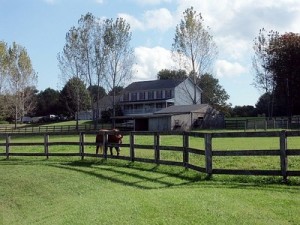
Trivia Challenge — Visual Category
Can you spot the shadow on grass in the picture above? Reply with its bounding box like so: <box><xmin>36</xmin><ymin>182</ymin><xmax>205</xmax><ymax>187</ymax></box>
<box><xmin>47</xmin><ymin>160</ymin><xmax>202</xmax><ymax>190</ymax></box>
<box><xmin>1</xmin><ymin>158</ymin><xmax>300</xmax><ymax>190</ymax></box>
<box><xmin>51</xmin><ymin>159</ymin><xmax>300</xmax><ymax>191</ymax></box>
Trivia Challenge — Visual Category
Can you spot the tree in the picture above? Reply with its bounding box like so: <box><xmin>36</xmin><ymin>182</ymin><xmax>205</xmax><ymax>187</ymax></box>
<box><xmin>253</xmin><ymin>30</ymin><xmax>300</xmax><ymax>118</ymax></box>
<box><xmin>232</xmin><ymin>105</ymin><xmax>257</xmax><ymax>117</ymax></box>
<box><xmin>104</xmin><ymin>17</ymin><xmax>134</xmax><ymax>127</ymax></box>
<box><xmin>157</xmin><ymin>69</ymin><xmax>187</xmax><ymax>80</ymax></box>
<box><xmin>58</xmin><ymin>13</ymin><xmax>134</xmax><ymax>127</ymax></box>
<box><xmin>172</xmin><ymin>7</ymin><xmax>217</xmax><ymax>104</ymax></box>
<box><xmin>108</xmin><ymin>86</ymin><xmax>123</xmax><ymax>96</ymax></box>
<box><xmin>199</xmin><ymin>73</ymin><xmax>230</xmax><ymax>112</ymax></box>
<box><xmin>87</xmin><ymin>85</ymin><xmax>106</xmax><ymax>103</ymax></box>
<box><xmin>252</xmin><ymin>29</ymin><xmax>278</xmax><ymax>118</ymax></box>
<box><xmin>6</xmin><ymin>42</ymin><xmax>37</xmax><ymax>128</ymax></box>
<box><xmin>0</xmin><ymin>41</ymin><xmax>7</xmax><ymax>93</ymax></box>
<box><xmin>58</xmin><ymin>13</ymin><xmax>100</xmax><ymax>125</ymax></box>
<box><xmin>59</xmin><ymin>77</ymin><xmax>91</xmax><ymax>125</ymax></box>
<box><xmin>36</xmin><ymin>88</ymin><xmax>62</xmax><ymax>116</ymax></box>
<box><xmin>267</xmin><ymin>32</ymin><xmax>300</xmax><ymax>118</ymax></box>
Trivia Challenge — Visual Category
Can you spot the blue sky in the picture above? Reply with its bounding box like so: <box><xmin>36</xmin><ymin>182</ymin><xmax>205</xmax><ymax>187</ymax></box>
<box><xmin>1</xmin><ymin>0</ymin><xmax>300</xmax><ymax>106</ymax></box>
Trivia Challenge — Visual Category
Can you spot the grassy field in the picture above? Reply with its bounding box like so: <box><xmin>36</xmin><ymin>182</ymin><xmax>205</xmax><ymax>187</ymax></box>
<box><xmin>0</xmin><ymin>133</ymin><xmax>300</xmax><ymax>225</ymax></box>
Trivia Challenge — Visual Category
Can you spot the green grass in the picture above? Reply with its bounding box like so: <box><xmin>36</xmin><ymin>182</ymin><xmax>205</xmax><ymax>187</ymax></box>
<box><xmin>0</xmin><ymin>159</ymin><xmax>299</xmax><ymax>225</ymax></box>
<box><xmin>1</xmin><ymin>133</ymin><xmax>300</xmax><ymax>224</ymax></box>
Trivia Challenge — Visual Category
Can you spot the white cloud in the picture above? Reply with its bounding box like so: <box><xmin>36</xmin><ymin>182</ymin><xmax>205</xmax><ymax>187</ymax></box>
<box><xmin>133</xmin><ymin>46</ymin><xmax>176</xmax><ymax>81</ymax></box>
<box><xmin>95</xmin><ymin>0</ymin><xmax>104</xmax><ymax>4</ymax></box>
<box><xmin>216</xmin><ymin>60</ymin><xmax>247</xmax><ymax>78</ymax></box>
<box><xmin>144</xmin><ymin>8</ymin><xmax>174</xmax><ymax>31</ymax></box>
<box><xmin>118</xmin><ymin>8</ymin><xmax>174</xmax><ymax>32</ymax></box>
<box><xmin>215</xmin><ymin>36</ymin><xmax>251</xmax><ymax>61</ymax></box>
<box><xmin>118</xmin><ymin>13</ymin><xmax>144</xmax><ymax>30</ymax></box>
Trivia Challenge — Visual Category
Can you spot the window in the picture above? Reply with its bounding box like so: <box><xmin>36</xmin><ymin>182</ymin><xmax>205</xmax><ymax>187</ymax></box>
<box><xmin>123</xmin><ymin>93</ymin><xmax>129</xmax><ymax>101</ymax></box>
<box><xmin>148</xmin><ymin>91</ymin><xmax>154</xmax><ymax>100</ymax></box>
<box><xmin>131</xmin><ymin>92</ymin><xmax>137</xmax><ymax>101</ymax></box>
<box><xmin>165</xmin><ymin>89</ymin><xmax>173</xmax><ymax>98</ymax></box>
<box><xmin>139</xmin><ymin>92</ymin><xmax>145</xmax><ymax>100</ymax></box>
<box><xmin>156</xmin><ymin>90</ymin><xmax>163</xmax><ymax>99</ymax></box>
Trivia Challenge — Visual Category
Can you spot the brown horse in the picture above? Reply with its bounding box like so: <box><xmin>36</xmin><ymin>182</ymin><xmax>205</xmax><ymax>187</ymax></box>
<box><xmin>96</xmin><ymin>129</ymin><xmax>123</xmax><ymax>156</ymax></box>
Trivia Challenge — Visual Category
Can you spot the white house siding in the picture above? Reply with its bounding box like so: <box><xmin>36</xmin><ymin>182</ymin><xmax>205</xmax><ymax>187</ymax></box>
<box><xmin>174</xmin><ymin>80</ymin><xmax>201</xmax><ymax>105</ymax></box>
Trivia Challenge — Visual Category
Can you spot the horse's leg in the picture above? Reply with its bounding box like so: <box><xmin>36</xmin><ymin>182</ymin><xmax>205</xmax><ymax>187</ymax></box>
<box><xmin>109</xmin><ymin>147</ymin><xmax>113</xmax><ymax>155</ymax></box>
<box><xmin>96</xmin><ymin>145</ymin><xmax>99</xmax><ymax>154</ymax></box>
<box><xmin>116</xmin><ymin>147</ymin><xmax>120</xmax><ymax>156</ymax></box>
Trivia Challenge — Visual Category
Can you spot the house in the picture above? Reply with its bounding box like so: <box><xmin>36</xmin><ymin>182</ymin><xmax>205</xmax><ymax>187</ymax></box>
<box><xmin>95</xmin><ymin>78</ymin><xmax>222</xmax><ymax>131</ymax></box>
<box><xmin>119</xmin><ymin>78</ymin><xmax>202</xmax><ymax>116</ymax></box>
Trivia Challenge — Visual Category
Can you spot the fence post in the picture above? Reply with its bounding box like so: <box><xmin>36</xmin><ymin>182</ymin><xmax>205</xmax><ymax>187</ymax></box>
<box><xmin>183</xmin><ymin>132</ymin><xmax>189</xmax><ymax>169</ymax></box>
<box><xmin>79</xmin><ymin>132</ymin><xmax>85</xmax><ymax>160</ymax></box>
<box><xmin>130</xmin><ymin>132</ymin><xmax>135</xmax><ymax>162</ymax></box>
<box><xmin>280</xmin><ymin>130</ymin><xmax>288</xmax><ymax>182</ymax></box>
<box><xmin>5</xmin><ymin>134</ymin><xmax>10</xmax><ymax>160</ymax></box>
<box><xmin>154</xmin><ymin>132</ymin><xmax>160</xmax><ymax>164</ymax></box>
<box><xmin>103</xmin><ymin>132</ymin><xmax>108</xmax><ymax>160</ymax></box>
<box><xmin>44</xmin><ymin>134</ymin><xmax>49</xmax><ymax>159</ymax></box>
<box><xmin>205</xmin><ymin>133</ymin><xmax>213</xmax><ymax>178</ymax></box>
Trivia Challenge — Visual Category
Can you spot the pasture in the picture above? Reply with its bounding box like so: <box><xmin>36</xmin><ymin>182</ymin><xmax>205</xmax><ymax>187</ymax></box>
<box><xmin>0</xmin><ymin>133</ymin><xmax>300</xmax><ymax>225</ymax></box>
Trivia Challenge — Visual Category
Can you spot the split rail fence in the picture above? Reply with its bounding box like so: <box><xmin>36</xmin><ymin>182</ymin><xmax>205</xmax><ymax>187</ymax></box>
<box><xmin>1</xmin><ymin>130</ymin><xmax>300</xmax><ymax>181</ymax></box>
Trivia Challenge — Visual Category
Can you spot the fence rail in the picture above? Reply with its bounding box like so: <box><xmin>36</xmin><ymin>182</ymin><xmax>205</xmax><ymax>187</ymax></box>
<box><xmin>1</xmin><ymin>130</ymin><xmax>300</xmax><ymax>181</ymax></box>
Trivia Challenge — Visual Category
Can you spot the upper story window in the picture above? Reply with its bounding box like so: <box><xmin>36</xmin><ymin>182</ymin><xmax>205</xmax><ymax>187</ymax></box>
<box><xmin>131</xmin><ymin>92</ymin><xmax>137</xmax><ymax>101</ymax></box>
<box><xmin>148</xmin><ymin>91</ymin><xmax>154</xmax><ymax>100</ymax></box>
<box><xmin>165</xmin><ymin>89</ymin><xmax>173</xmax><ymax>98</ymax></box>
<box><xmin>156</xmin><ymin>90</ymin><xmax>163</xmax><ymax>99</ymax></box>
<box><xmin>139</xmin><ymin>92</ymin><xmax>145</xmax><ymax>100</ymax></box>
<box><xmin>123</xmin><ymin>93</ymin><xmax>129</xmax><ymax>101</ymax></box>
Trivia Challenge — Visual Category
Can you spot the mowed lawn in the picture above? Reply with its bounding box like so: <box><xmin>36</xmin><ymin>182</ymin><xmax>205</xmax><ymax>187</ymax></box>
<box><xmin>0</xmin><ymin>133</ymin><xmax>300</xmax><ymax>225</ymax></box>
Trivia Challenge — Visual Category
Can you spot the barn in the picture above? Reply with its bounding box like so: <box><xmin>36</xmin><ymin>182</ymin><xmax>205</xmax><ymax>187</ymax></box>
<box><xmin>117</xmin><ymin>104</ymin><xmax>224</xmax><ymax>131</ymax></box>
<box><xmin>149</xmin><ymin>104</ymin><xmax>224</xmax><ymax>131</ymax></box>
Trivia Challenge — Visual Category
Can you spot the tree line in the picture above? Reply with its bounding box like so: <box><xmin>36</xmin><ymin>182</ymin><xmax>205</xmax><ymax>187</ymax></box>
<box><xmin>253</xmin><ymin>29</ymin><xmax>300</xmax><ymax>119</ymax></box>
<box><xmin>1</xmin><ymin>7</ymin><xmax>299</xmax><ymax>125</ymax></box>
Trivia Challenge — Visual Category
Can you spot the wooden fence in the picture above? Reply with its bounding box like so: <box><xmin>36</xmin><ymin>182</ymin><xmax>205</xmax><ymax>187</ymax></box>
<box><xmin>225</xmin><ymin>118</ymin><xmax>300</xmax><ymax>130</ymax></box>
<box><xmin>1</xmin><ymin>131</ymin><xmax>300</xmax><ymax>181</ymax></box>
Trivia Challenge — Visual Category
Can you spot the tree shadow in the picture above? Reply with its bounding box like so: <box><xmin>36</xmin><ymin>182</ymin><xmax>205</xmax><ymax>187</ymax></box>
<box><xmin>49</xmin><ymin>159</ymin><xmax>300</xmax><ymax>191</ymax></box>
<box><xmin>1</xmin><ymin>158</ymin><xmax>299</xmax><ymax>191</ymax></box>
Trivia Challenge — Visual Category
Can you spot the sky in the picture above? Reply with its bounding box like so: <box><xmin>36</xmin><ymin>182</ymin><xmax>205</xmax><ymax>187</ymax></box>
<box><xmin>1</xmin><ymin>0</ymin><xmax>300</xmax><ymax>107</ymax></box>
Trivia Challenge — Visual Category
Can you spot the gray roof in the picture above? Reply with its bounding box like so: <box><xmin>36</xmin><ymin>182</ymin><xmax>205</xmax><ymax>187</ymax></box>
<box><xmin>124</xmin><ymin>79</ymin><xmax>185</xmax><ymax>92</ymax></box>
<box><xmin>154</xmin><ymin>104</ymin><xmax>212</xmax><ymax>114</ymax></box>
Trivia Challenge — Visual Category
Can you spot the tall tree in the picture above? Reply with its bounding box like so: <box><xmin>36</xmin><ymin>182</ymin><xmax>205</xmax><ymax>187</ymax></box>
<box><xmin>267</xmin><ymin>32</ymin><xmax>300</xmax><ymax>118</ymax></box>
<box><xmin>254</xmin><ymin>31</ymin><xmax>300</xmax><ymax>118</ymax></box>
<box><xmin>0</xmin><ymin>41</ymin><xmax>7</xmax><ymax>93</ymax></box>
<box><xmin>252</xmin><ymin>29</ymin><xmax>278</xmax><ymax>118</ymax></box>
<box><xmin>6</xmin><ymin>42</ymin><xmax>37</xmax><ymax>128</ymax></box>
<box><xmin>104</xmin><ymin>17</ymin><xmax>134</xmax><ymax>127</ymax></box>
<box><xmin>172</xmin><ymin>7</ymin><xmax>217</xmax><ymax>104</ymax></box>
<box><xmin>58</xmin><ymin>13</ymin><xmax>133</xmax><ymax>127</ymax></box>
